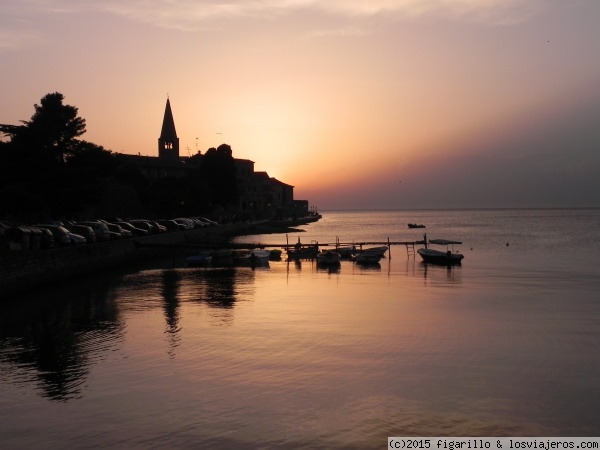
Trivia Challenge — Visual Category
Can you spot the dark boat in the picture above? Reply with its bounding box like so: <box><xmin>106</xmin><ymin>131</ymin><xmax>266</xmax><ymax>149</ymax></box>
<box><xmin>408</xmin><ymin>223</ymin><xmax>426</xmax><ymax>228</ymax></box>
<box><xmin>417</xmin><ymin>236</ymin><xmax>464</xmax><ymax>265</ymax></box>
<box><xmin>186</xmin><ymin>254</ymin><xmax>212</xmax><ymax>266</ymax></box>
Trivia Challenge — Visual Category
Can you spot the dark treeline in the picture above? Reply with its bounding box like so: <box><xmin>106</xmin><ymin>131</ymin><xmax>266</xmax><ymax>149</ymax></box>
<box><xmin>0</xmin><ymin>93</ymin><xmax>238</xmax><ymax>222</ymax></box>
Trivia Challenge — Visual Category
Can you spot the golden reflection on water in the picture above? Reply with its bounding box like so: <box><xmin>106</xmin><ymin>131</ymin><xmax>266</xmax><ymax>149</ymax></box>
<box><xmin>2</xmin><ymin>248</ymin><xmax>600</xmax><ymax>448</ymax></box>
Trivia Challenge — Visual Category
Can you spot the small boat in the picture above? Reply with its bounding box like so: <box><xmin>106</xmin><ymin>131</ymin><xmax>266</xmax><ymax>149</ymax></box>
<box><xmin>408</xmin><ymin>223</ymin><xmax>426</xmax><ymax>228</ymax></box>
<box><xmin>417</xmin><ymin>236</ymin><xmax>464</xmax><ymax>265</ymax></box>
<box><xmin>186</xmin><ymin>254</ymin><xmax>212</xmax><ymax>266</ymax></box>
<box><xmin>354</xmin><ymin>252</ymin><xmax>382</xmax><ymax>264</ymax></box>
<box><xmin>287</xmin><ymin>246</ymin><xmax>319</xmax><ymax>260</ymax></box>
<box><xmin>334</xmin><ymin>246</ymin><xmax>355</xmax><ymax>258</ymax></box>
<box><xmin>249</xmin><ymin>249</ymin><xmax>271</xmax><ymax>263</ymax></box>
<box><xmin>316</xmin><ymin>250</ymin><xmax>342</xmax><ymax>265</ymax></box>
<box><xmin>355</xmin><ymin>246</ymin><xmax>388</xmax><ymax>257</ymax></box>
<box><xmin>269</xmin><ymin>249</ymin><xmax>282</xmax><ymax>260</ymax></box>
<box><xmin>237</xmin><ymin>249</ymin><xmax>270</xmax><ymax>266</ymax></box>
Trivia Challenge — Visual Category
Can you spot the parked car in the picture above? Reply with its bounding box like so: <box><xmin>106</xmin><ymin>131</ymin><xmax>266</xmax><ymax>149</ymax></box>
<box><xmin>64</xmin><ymin>224</ymin><xmax>96</xmax><ymax>244</ymax></box>
<box><xmin>129</xmin><ymin>220</ymin><xmax>154</xmax><ymax>234</ymax></box>
<box><xmin>116</xmin><ymin>221</ymin><xmax>149</xmax><ymax>237</ymax></box>
<box><xmin>173</xmin><ymin>218</ymin><xmax>193</xmax><ymax>230</ymax></box>
<box><xmin>129</xmin><ymin>220</ymin><xmax>165</xmax><ymax>234</ymax></box>
<box><xmin>155</xmin><ymin>219</ymin><xmax>181</xmax><ymax>233</ymax></box>
<box><xmin>105</xmin><ymin>222</ymin><xmax>132</xmax><ymax>238</ymax></box>
<box><xmin>149</xmin><ymin>221</ymin><xmax>167</xmax><ymax>233</ymax></box>
<box><xmin>0</xmin><ymin>220</ymin><xmax>11</xmax><ymax>233</ymax></box>
<box><xmin>77</xmin><ymin>221</ymin><xmax>111</xmax><ymax>242</ymax></box>
<box><xmin>67</xmin><ymin>231</ymin><xmax>87</xmax><ymax>245</ymax></box>
<box><xmin>34</xmin><ymin>224</ymin><xmax>72</xmax><ymax>247</ymax></box>
<box><xmin>33</xmin><ymin>227</ymin><xmax>55</xmax><ymax>249</ymax></box>
<box><xmin>194</xmin><ymin>217</ymin><xmax>219</xmax><ymax>227</ymax></box>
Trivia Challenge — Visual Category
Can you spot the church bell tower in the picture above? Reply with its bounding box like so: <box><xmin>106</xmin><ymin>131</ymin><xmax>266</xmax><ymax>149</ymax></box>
<box><xmin>158</xmin><ymin>97</ymin><xmax>179</xmax><ymax>159</ymax></box>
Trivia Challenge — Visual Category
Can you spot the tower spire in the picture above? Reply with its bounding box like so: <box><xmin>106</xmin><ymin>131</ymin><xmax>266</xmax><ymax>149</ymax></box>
<box><xmin>158</xmin><ymin>97</ymin><xmax>179</xmax><ymax>159</ymax></box>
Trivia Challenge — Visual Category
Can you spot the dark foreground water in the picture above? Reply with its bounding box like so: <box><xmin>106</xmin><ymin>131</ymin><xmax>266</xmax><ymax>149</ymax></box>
<box><xmin>1</xmin><ymin>209</ymin><xmax>600</xmax><ymax>449</ymax></box>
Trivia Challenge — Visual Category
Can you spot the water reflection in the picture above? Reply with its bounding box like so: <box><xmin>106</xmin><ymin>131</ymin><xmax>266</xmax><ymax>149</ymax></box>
<box><xmin>0</xmin><ymin>263</ymin><xmax>255</xmax><ymax>402</ymax></box>
<box><xmin>195</xmin><ymin>268</ymin><xmax>237</xmax><ymax>308</ymax></box>
<box><xmin>422</xmin><ymin>262</ymin><xmax>463</xmax><ymax>285</ymax></box>
<box><xmin>161</xmin><ymin>269</ymin><xmax>182</xmax><ymax>357</ymax></box>
<box><xmin>0</xmin><ymin>275</ymin><xmax>124</xmax><ymax>402</ymax></box>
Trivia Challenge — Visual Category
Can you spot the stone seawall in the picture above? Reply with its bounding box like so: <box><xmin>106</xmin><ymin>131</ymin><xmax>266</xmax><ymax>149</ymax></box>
<box><xmin>0</xmin><ymin>223</ymin><xmax>253</xmax><ymax>299</ymax></box>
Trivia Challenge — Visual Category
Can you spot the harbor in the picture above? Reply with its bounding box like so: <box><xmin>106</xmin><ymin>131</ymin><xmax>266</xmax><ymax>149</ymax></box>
<box><xmin>2</xmin><ymin>209</ymin><xmax>600</xmax><ymax>448</ymax></box>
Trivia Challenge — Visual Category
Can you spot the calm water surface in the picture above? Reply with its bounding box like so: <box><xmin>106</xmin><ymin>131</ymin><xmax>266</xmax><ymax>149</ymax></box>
<box><xmin>1</xmin><ymin>209</ymin><xmax>600</xmax><ymax>449</ymax></box>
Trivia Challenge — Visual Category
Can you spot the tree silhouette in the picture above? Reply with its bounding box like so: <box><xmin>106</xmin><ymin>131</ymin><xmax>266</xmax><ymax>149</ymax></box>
<box><xmin>1</xmin><ymin>92</ymin><xmax>86</xmax><ymax>164</ymax></box>
<box><xmin>0</xmin><ymin>93</ymin><xmax>103</xmax><ymax>220</ymax></box>
<box><xmin>200</xmin><ymin>144</ymin><xmax>238</xmax><ymax>208</ymax></box>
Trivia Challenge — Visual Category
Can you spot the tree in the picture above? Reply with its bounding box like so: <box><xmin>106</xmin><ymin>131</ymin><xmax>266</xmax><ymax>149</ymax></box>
<box><xmin>200</xmin><ymin>144</ymin><xmax>238</xmax><ymax>208</ymax></box>
<box><xmin>0</xmin><ymin>92</ymin><xmax>86</xmax><ymax>164</ymax></box>
<box><xmin>0</xmin><ymin>93</ymin><xmax>113</xmax><ymax>220</ymax></box>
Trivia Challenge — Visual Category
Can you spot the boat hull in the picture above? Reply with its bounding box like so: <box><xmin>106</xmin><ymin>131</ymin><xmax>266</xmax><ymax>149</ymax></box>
<box><xmin>354</xmin><ymin>253</ymin><xmax>382</xmax><ymax>264</ymax></box>
<box><xmin>417</xmin><ymin>248</ymin><xmax>463</xmax><ymax>265</ymax></box>
<box><xmin>316</xmin><ymin>251</ymin><xmax>342</xmax><ymax>264</ymax></box>
<box><xmin>186</xmin><ymin>255</ymin><xmax>212</xmax><ymax>266</ymax></box>
<box><xmin>287</xmin><ymin>248</ymin><xmax>319</xmax><ymax>259</ymax></box>
<box><xmin>355</xmin><ymin>246</ymin><xmax>388</xmax><ymax>257</ymax></box>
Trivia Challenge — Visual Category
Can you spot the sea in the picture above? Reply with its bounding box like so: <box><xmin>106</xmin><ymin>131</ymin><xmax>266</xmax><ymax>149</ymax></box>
<box><xmin>1</xmin><ymin>209</ymin><xmax>600</xmax><ymax>449</ymax></box>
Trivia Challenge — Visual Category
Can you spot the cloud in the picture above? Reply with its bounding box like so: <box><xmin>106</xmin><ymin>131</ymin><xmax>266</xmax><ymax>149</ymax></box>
<box><xmin>0</xmin><ymin>28</ymin><xmax>44</xmax><ymax>53</ymax></box>
<box><xmin>101</xmin><ymin>0</ymin><xmax>543</xmax><ymax>29</ymax></box>
<box><xmin>305</xmin><ymin>26</ymin><xmax>370</xmax><ymax>39</ymax></box>
<box><xmin>1</xmin><ymin>0</ymin><xmax>545</xmax><ymax>34</ymax></box>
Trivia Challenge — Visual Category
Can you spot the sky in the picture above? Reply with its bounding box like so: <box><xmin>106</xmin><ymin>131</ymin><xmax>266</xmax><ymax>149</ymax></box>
<box><xmin>1</xmin><ymin>0</ymin><xmax>600</xmax><ymax>210</ymax></box>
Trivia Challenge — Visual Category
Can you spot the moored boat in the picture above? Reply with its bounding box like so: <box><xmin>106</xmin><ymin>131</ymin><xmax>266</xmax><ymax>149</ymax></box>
<box><xmin>334</xmin><ymin>246</ymin><xmax>356</xmax><ymax>258</ymax></box>
<box><xmin>287</xmin><ymin>245</ymin><xmax>319</xmax><ymax>260</ymax></box>
<box><xmin>354</xmin><ymin>245</ymin><xmax>388</xmax><ymax>257</ymax></box>
<box><xmin>249</xmin><ymin>249</ymin><xmax>271</xmax><ymax>263</ymax></box>
<box><xmin>269</xmin><ymin>249</ymin><xmax>282</xmax><ymax>260</ymax></box>
<box><xmin>353</xmin><ymin>252</ymin><xmax>382</xmax><ymax>264</ymax></box>
<box><xmin>417</xmin><ymin>235</ymin><xmax>464</xmax><ymax>265</ymax></box>
<box><xmin>236</xmin><ymin>249</ymin><xmax>271</xmax><ymax>266</ymax></box>
<box><xmin>408</xmin><ymin>223</ymin><xmax>426</xmax><ymax>228</ymax></box>
<box><xmin>316</xmin><ymin>250</ymin><xmax>342</xmax><ymax>265</ymax></box>
<box><xmin>186</xmin><ymin>254</ymin><xmax>212</xmax><ymax>266</ymax></box>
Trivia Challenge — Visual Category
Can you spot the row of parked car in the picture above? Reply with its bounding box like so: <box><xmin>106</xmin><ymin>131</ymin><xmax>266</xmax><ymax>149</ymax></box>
<box><xmin>0</xmin><ymin>217</ymin><xmax>220</xmax><ymax>250</ymax></box>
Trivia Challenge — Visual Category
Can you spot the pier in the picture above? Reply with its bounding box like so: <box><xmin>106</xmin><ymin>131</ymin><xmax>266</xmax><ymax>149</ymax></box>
<box><xmin>182</xmin><ymin>235</ymin><xmax>427</xmax><ymax>258</ymax></box>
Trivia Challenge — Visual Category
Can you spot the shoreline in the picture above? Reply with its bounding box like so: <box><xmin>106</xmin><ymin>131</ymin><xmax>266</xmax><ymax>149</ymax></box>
<box><xmin>0</xmin><ymin>220</ymin><xmax>304</xmax><ymax>300</ymax></box>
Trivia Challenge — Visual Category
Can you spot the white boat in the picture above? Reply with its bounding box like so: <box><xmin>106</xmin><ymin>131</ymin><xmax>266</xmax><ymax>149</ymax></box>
<box><xmin>417</xmin><ymin>237</ymin><xmax>464</xmax><ymax>265</ymax></box>
<box><xmin>316</xmin><ymin>250</ymin><xmax>342</xmax><ymax>264</ymax></box>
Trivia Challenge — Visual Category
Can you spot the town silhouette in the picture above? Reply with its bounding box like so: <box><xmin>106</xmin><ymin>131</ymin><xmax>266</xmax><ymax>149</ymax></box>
<box><xmin>0</xmin><ymin>92</ymin><xmax>308</xmax><ymax>223</ymax></box>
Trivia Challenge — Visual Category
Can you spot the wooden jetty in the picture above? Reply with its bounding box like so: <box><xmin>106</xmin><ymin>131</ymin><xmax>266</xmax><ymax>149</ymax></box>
<box><xmin>136</xmin><ymin>235</ymin><xmax>426</xmax><ymax>259</ymax></box>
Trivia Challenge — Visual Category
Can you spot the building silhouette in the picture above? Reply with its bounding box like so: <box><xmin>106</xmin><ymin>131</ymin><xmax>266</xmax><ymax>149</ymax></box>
<box><xmin>158</xmin><ymin>98</ymin><xmax>179</xmax><ymax>160</ymax></box>
<box><xmin>120</xmin><ymin>98</ymin><xmax>307</xmax><ymax>220</ymax></box>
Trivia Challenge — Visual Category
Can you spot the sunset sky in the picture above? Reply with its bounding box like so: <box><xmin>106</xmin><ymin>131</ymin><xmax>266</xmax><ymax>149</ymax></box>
<box><xmin>1</xmin><ymin>0</ymin><xmax>599</xmax><ymax>209</ymax></box>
